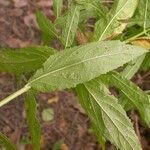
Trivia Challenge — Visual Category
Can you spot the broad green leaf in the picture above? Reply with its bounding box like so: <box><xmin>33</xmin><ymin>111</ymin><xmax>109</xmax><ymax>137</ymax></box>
<box><xmin>28</xmin><ymin>41</ymin><xmax>146</xmax><ymax>92</ymax></box>
<box><xmin>102</xmin><ymin>71</ymin><xmax>150</xmax><ymax>127</ymax></box>
<box><xmin>76</xmin><ymin>84</ymin><xmax>106</xmax><ymax>146</ymax></box>
<box><xmin>80</xmin><ymin>79</ymin><xmax>141</xmax><ymax>150</ymax></box>
<box><xmin>0</xmin><ymin>132</ymin><xmax>17</xmax><ymax>150</ymax></box>
<box><xmin>121</xmin><ymin>55</ymin><xmax>146</xmax><ymax>79</ymax></box>
<box><xmin>53</xmin><ymin>0</ymin><xmax>63</xmax><ymax>19</ymax></box>
<box><xmin>36</xmin><ymin>11</ymin><xmax>58</xmax><ymax>44</ymax></box>
<box><xmin>25</xmin><ymin>92</ymin><xmax>41</xmax><ymax>150</ymax></box>
<box><xmin>141</xmin><ymin>52</ymin><xmax>150</xmax><ymax>70</ymax></box>
<box><xmin>61</xmin><ymin>4</ymin><xmax>80</xmax><ymax>48</ymax></box>
<box><xmin>93</xmin><ymin>0</ymin><xmax>138</xmax><ymax>41</ymax></box>
<box><xmin>130</xmin><ymin>0</ymin><xmax>150</xmax><ymax>30</ymax></box>
<box><xmin>0</xmin><ymin>46</ymin><xmax>56</xmax><ymax>74</ymax></box>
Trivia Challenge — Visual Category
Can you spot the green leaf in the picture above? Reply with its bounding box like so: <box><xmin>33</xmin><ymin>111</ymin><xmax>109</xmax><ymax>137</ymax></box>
<box><xmin>76</xmin><ymin>84</ymin><xmax>106</xmax><ymax>146</ymax></box>
<box><xmin>130</xmin><ymin>0</ymin><xmax>150</xmax><ymax>30</ymax></box>
<box><xmin>53</xmin><ymin>0</ymin><xmax>63</xmax><ymax>19</ymax></box>
<box><xmin>120</xmin><ymin>54</ymin><xmax>146</xmax><ymax>111</ymax></box>
<box><xmin>103</xmin><ymin>71</ymin><xmax>150</xmax><ymax>127</ymax></box>
<box><xmin>61</xmin><ymin>4</ymin><xmax>80</xmax><ymax>48</ymax></box>
<box><xmin>75</xmin><ymin>0</ymin><xmax>108</xmax><ymax>18</ymax></box>
<box><xmin>54</xmin><ymin>15</ymin><xmax>67</xmax><ymax>29</ymax></box>
<box><xmin>78</xmin><ymin>79</ymin><xmax>142</xmax><ymax>150</ymax></box>
<box><xmin>114</xmin><ymin>0</ymin><xmax>138</xmax><ymax>20</ymax></box>
<box><xmin>141</xmin><ymin>52</ymin><xmax>150</xmax><ymax>70</ymax></box>
<box><xmin>25</xmin><ymin>91</ymin><xmax>41</xmax><ymax>150</ymax></box>
<box><xmin>0</xmin><ymin>132</ymin><xmax>17</xmax><ymax>150</ymax></box>
<box><xmin>92</xmin><ymin>16</ymin><xmax>122</xmax><ymax>41</ymax></box>
<box><xmin>0</xmin><ymin>46</ymin><xmax>56</xmax><ymax>74</ymax></box>
<box><xmin>93</xmin><ymin>0</ymin><xmax>138</xmax><ymax>41</ymax></box>
<box><xmin>121</xmin><ymin>54</ymin><xmax>146</xmax><ymax>79</ymax></box>
<box><xmin>28</xmin><ymin>41</ymin><xmax>146</xmax><ymax>92</ymax></box>
<box><xmin>36</xmin><ymin>11</ymin><xmax>58</xmax><ymax>44</ymax></box>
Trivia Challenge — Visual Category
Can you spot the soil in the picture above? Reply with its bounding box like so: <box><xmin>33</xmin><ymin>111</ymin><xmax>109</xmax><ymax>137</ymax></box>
<box><xmin>0</xmin><ymin>0</ymin><xmax>150</xmax><ymax>150</ymax></box>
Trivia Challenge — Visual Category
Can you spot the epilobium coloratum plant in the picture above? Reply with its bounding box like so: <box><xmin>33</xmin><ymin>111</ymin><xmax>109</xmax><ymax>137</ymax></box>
<box><xmin>0</xmin><ymin>0</ymin><xmax>150</xmax><ymax>150</ymax></box>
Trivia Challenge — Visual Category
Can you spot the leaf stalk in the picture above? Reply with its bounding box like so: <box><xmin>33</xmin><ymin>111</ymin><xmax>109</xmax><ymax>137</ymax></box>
<box><xmin>0</xmin><ymin>84</ymin><xmax>31</xmax><ymax>107</ymax></box>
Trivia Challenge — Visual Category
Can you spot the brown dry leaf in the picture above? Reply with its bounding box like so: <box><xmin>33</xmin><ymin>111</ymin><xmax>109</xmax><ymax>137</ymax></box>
<box><xmin>76</xmin><ymin>30</ymin><xmax>92</xmax><ymax>45</ymax></box>
<box><xmin>13</xmin><ymin>0</ymin><xmax>28</xmax><ymax>8</ymax></box>
<box><xmin>61</xmin><ymin>143</ymin><xmax>69</xmax><ymax>150</ymax></box>
<box><xmin>48</xmin><ymin>95</ymin><xmax>59</xmax><ymax>104</ymax></box>
<box><xmin>131</xmin><ymin>38</ymin><xmax>150</xmax><ymax>50</ymax></box>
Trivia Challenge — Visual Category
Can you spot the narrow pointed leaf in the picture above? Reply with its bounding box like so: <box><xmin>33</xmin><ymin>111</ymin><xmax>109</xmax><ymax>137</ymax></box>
<box><xmin>0</xmin><ymin>46</ymin><xmax>55</xmax><ymax>74</ymax></box>
<box><xmin>0</xmin><ymin>132</ymin><xmax>17</xmax><ymax>150</ymax></box>
<box><xmin>53</xmin><ymin>0</ymin><xmax>63</xmax><ymax>18</ymax></box>
<box><xmin>36</xmin><ymin>11</ymin><xmax>58</xmax><ymax>43</ymax></box>
<box><xmin>103</xmin><ymin>71</ymin><xmax>150</xmax><ymax>127</ymax></box>
<box><xmin>81</xmin><ymin>79</ymin><xmax>142</xmax><ymax>150</ymax></box>
<box><xmin>76</xmin><ymin>84</ymin><xmax>106</xmax><ymax>145</ymax></box>
<box><xmin>61</xmin><ymin>4</ymin><xmax>80</xmax><ymax>48</ymax></box>
<box><xmin>121</xmin><ymin>55</ymin><xmax>146</xmax><ymax>79</ymax></box>
<box><xmin>141</xmin><ymin>52</ymin><xmax>150</xmax><ymax>70</ymax></box>
<box><xmin>130</xmin><ymin>0</ymin><xmax>150</xmax><ymax>29</ymax></box>
<box><xmin>25</xmin><ymin>92</ymin><xmax>41</xmax><ymax>150</ymax></box>
<box><xmin>93</xmin><ymin>0</ymin><xmax>138</xmax><ymax>41</ymax></box>
<box><xmin>28</xmin><ymin>41</ymin><xmax>146</xmax><ymax>92</ymax></box>
<box><xmin>114</xmin><ymin>0</ymin><xmax>138</xmax><ymax>20</ymax></box>
<box><xmin>75</xmin><ymin>0</ymin><xmax>108</xmax><ymax>18</ymax></box>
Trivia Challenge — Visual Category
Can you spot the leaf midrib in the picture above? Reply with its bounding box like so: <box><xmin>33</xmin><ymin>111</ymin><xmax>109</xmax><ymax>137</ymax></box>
<box><xmin>84</xmin><ymin>84</ymin><xmax>136</xmax><ymax>150</ymax></box>
<box><xmin>111</xmin><ymin>73</ymin><xmax>148</xmax><ymax>101</ymax></box>
<box><xmin>65</xmin><ymin>6</ymin><xmax>78</xmax><ymax>48</ymax></box>
<box><xmin>144</xmin><ymin>0</ymin><xmax>148</xmax><ymax>30</ymax></box>
<box><xmin>98</xmin><ymin>0</ymin><xmax>129</xmax><ymax>41</ymax></box>
<box><xmin>79</xmin><ymin>86</ymin><xmax>103</xmax><ymax>134</ymax></box>
<box><xmin>29</xmin><ymin>52</ymin><xmax>129</xmax><ymax>84</ymax></box>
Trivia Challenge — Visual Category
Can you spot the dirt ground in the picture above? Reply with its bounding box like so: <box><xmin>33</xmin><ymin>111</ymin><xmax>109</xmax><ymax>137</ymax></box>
<box><xmin>0</xmin><ymin>0</ymin><xmax>150</xmax><ymax>150</ymax></box>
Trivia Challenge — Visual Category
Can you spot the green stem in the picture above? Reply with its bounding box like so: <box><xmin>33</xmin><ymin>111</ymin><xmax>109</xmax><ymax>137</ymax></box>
<box><xmin>0</xmin><ymin>85</ymin><xmax>31</xmax><ymax>107</ymax></box>
<box><xmin>125</xmin><ymin>27</ymin><xmax>150</xmax><ymax>43</ymax></box>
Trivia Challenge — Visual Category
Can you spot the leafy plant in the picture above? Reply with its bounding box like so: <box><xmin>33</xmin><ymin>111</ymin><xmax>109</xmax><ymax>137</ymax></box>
<box><xmin>0</xmin><ymin>0</ymin><xmax>150</xmax><ymax>150</ymax></box>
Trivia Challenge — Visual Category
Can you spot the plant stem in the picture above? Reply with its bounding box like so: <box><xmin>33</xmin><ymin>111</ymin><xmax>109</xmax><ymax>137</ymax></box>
<box><xmin>125</xmin><ymin>27</ymin><xmax>150</xmax><ymax>43</ymax></box>
<box><xmin>0</xmin><ymin>85</ymin><xmax>31</xmax><ymax>107</ymax></box>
